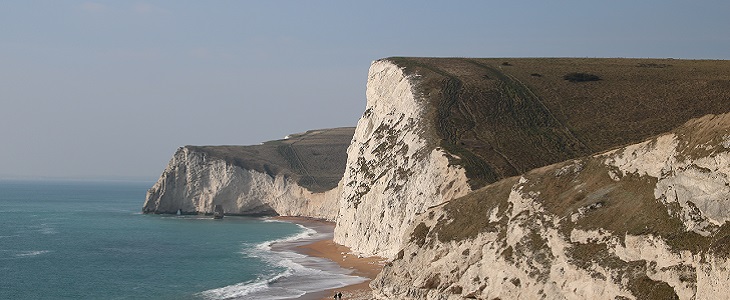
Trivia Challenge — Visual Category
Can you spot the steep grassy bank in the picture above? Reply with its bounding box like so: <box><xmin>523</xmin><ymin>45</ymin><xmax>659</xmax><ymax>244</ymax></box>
<box><xmin>388</xmin><ymin>57</ymin><xmax>730</xmax><ymax>189</ymax></box>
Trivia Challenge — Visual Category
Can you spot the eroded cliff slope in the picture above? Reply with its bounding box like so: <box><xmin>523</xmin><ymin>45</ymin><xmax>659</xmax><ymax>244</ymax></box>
<box><xmin>373</xmin><ymin>113</ymin><xmax>730</xmax><ymax>300</ymax></box>
<box><xmin>336</xmin><ymin>58</ymin><xmax>730</xmax><ymax>258</ymax></box>
<box><xmin>144</xmin><ymin>127</ymin><xmax>354</xmax><ymax>221</ymax></box>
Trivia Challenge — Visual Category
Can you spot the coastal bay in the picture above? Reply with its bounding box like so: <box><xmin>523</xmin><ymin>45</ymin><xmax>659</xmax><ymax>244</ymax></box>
<box><xmin>271</xmin><ymin>217</ymin><xmax>384</xmax><ymax>300</ymax></box>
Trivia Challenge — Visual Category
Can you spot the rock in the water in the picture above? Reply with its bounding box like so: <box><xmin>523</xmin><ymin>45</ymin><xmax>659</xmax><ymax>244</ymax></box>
<box><xmin>213</xmin><ymin>204</ymin><xmax>224</xmax><ymax>219</ymax></box>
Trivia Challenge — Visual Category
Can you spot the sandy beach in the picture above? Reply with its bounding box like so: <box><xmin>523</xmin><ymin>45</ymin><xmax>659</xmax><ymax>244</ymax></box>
<box><xmin>272</xmin><ymin>217</ymin><xmax>385</xmax><ymax>300</ymax></box>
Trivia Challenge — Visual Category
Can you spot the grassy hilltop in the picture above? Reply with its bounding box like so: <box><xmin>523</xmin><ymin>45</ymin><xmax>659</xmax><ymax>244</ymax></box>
<box><xmin>388</xmin><ymin>57</ymin><xmax>730</xmax><ymax>189</ymax></box>
<box><xmin>186</xmin><ymin>127</ymin><xmax>354</xmax><ymax>193</ymax></box>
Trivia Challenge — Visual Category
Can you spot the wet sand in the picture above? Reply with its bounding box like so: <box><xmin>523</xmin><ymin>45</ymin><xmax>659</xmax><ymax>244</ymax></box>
<box><xmin>272</xmin><ymin>217</ymin><xmax>385</xmax><ymax>300</ymax></box>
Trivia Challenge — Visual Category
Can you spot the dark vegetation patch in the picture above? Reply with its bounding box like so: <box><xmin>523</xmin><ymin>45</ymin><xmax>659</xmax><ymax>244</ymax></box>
<box><xmin>410</xmin><ymin>222</ymin><xmax>431</xmax><ymax>247</ymax></box>
<box><xmin>567</xmin><ymin>242</ymin><xmax>617</xmax><ymax>278</ymax></box>
<box><xmin>709</xmin><ymin>223</ymin><xmax>730</xmax><ymax>258</ymax></box>
<box><xmin>186</xmin><ymin>127</ymin><xmax>354</xmax><ymax>193</ymax></box>
<box><xmin>662</xmin><ymin>264</ymin><xmax>696</xmax><ymax>284</ymax></box>
<box><xmin>423</xmin><ymin>273</ymin><xmax>441</xmax><ymax>289</ymax></box>
<box><xmin>563</xmin><ymin>72</ymin><xmax>601</xmax><ymax>82</ymax></box>
<box><xmin>626</xmin><ymin>275</ymin><xmax>679</xmax><ymax>300</ymax></box>
<box><xmin>501</xmin><ymin>246</ymin><xmax>514</xmax><ymax>263</ymax></box>
<box><xmin>568</xmin><ymin>241</ymin><xmax>679</xmax><ymax>299</ymax></box>
<box><xmin>637</xmin><ymin>63</ymin><xmax>672</xmax><ymax>68</ymax></box>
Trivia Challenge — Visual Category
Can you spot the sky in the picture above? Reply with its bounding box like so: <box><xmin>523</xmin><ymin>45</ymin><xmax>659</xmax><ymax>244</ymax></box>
<box><xmin>1</xmin><ymin>1</ymin><xmax>729</xmax><ymax>181</ymax></box>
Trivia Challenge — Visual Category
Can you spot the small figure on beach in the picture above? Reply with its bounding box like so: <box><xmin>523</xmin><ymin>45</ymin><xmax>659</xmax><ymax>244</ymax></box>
<box><xmin>333</xmin><ymin>291</ymin><xmax>343</xmax><ymax>299</ymax></box>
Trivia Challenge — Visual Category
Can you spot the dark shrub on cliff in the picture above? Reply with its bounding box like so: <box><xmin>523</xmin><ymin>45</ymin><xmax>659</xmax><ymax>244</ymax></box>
<box><xmin>563</xmin><ymin>72</ymin><xmax>601</xmax><ymax>82</ymax></box>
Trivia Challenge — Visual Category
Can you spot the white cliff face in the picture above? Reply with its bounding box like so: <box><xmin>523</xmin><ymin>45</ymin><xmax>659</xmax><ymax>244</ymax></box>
<box><xmin>334</xmin><ymin>60</ymin><xmax>470</xmax><ymax>258</ymax></box>
<box><xmin>373</xmin><ymin>113</ymin><xmax>730</xmax><ymax>300</ymax></box>
<box><xmin>374</xmin><ymin>179</ymin><xmax>633</xmax><ymax>300</ymax></box>
<box><xmin>144</xmin><ymin>147</ymin><xmax>340</xmax><ymax>220</ymax></box>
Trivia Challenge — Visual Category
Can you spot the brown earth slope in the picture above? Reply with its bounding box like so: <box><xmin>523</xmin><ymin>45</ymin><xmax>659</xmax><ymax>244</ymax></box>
<box><xmin>388</xmin><ymin>57</ymin><xmax>730</xmax><ymax>189</ymax></box>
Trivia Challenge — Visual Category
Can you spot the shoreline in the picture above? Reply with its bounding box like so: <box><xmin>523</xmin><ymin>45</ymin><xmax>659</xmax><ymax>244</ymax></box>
<box><xmin>271</xmin><ymin>216</ymin><xmax>385</xmax><ymax>300</ymax></box>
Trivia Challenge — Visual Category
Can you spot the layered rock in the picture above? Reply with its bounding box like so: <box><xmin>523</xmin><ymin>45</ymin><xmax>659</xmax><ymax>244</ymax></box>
<box><xmin>143</xmin><ymin>127</ymin><xmax>354</xmax><ymax>221</ymax></box>
<box><xmin>372</xmin><ymin>113</ymin><xmax>730</xmax><ymax>300</ymax></box>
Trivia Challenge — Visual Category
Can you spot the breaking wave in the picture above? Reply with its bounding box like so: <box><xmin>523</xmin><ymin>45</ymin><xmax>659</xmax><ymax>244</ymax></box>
<box><xmin>199</xmin><ymin>223</ymin><xmax>365</xmax><ymax>300</ymax></box>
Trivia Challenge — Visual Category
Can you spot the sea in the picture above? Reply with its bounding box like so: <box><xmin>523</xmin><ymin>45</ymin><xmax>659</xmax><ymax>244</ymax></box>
<box><xmin>0</xmin><ymin>180</ymin><xmax>364</xmax><ymax>300</ymax></box>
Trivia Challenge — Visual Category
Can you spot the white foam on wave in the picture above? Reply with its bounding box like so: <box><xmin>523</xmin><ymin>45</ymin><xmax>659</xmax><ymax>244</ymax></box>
<box><xmin>199</xmin><ymin>223</ymin><xmax>365</xmax><ymax>300</ymax></box>
<box><xmin>262</xmin><ymin>218</ymin><xmax>286</xmax><ymax>223</ymax></box>
<box><xmin>39</xmin><ymin>227</ymin><xmax>57</xmax><ymax>235</ymax></box>
<box><xmin>198</xmin><ymin>270</ymin><xmax>304</xmax><ymax>300</ymax></box>
<box><xmin>254</xmin><ymin>224</ymin><xmax>317</xmax><ymax>252</ymax></box>
<box><xmin>15</xmin><ymin>250</ymin><xmax>51</xmax><ymax>258</ymax></box>
<box><xmin>29</xmin><ymin>223</ymin><xmax>58</xmax><ymax>235</ymax></box>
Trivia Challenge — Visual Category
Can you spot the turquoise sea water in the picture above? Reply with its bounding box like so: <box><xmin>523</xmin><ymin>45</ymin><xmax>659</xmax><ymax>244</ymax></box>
<box><xmin>0</xmin><ymin>180</ymin><xmax>361</xmax><ymax>299</ymax></box>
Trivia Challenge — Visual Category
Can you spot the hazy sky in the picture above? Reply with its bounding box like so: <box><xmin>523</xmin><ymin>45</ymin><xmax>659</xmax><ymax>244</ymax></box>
<box><xmin>2</xmin><ymin>1</ymin><xmax>729</xmax><ymax>181</ymax></box>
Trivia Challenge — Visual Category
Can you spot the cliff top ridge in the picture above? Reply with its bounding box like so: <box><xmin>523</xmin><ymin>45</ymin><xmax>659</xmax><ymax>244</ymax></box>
<box><xmin>386</xmin><ymin>57</ymin><xmax>730</xmax><ymax>189</ymax></box>
<box><xmin>186</xmin><ymin>127</ymin><xmax>355</xmax><ymax>193</ymax></box>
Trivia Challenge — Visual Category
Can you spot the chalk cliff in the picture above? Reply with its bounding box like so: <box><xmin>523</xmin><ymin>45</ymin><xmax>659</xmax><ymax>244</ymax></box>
<box><xmin>335</xmin><ymin>57</ymin><xmax>730</xmax><ymax>258</ymax></box>
<box><xmin>145</xmin><ymin>57</ymin><xmax>730</xmax><ymax>299</ymax></box>
<box><xmin>334</xmin><ymin>60</ymin><xmax>471</xmax><ymax>258</ymax></box>
<box><xmin>372</xmin><ymin>113</ymin><xmax>730</xmax><ymax>300</ymax></box>
<box><xmin>143</xmin><ymin>127</ymin><xmax>354</xmax><ymax>221</ymax></box>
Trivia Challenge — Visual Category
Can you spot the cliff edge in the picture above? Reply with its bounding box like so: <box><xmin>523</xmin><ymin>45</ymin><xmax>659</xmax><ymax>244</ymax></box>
<box><xmin>336</xmin><ymin>57</ymin><xmax>730</xmax><ymax>258</ymax></box>
<box><xmin>143</xmin><ymin>127</ymin><xmax>354</xmax><ymax>221</ymax></box>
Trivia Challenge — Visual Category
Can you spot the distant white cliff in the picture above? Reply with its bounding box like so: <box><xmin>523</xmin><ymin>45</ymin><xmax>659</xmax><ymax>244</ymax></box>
<box><xmin>143</xmin><ymin>128</ymin><xmax>354</xmax><ymax>221</ymax></box>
